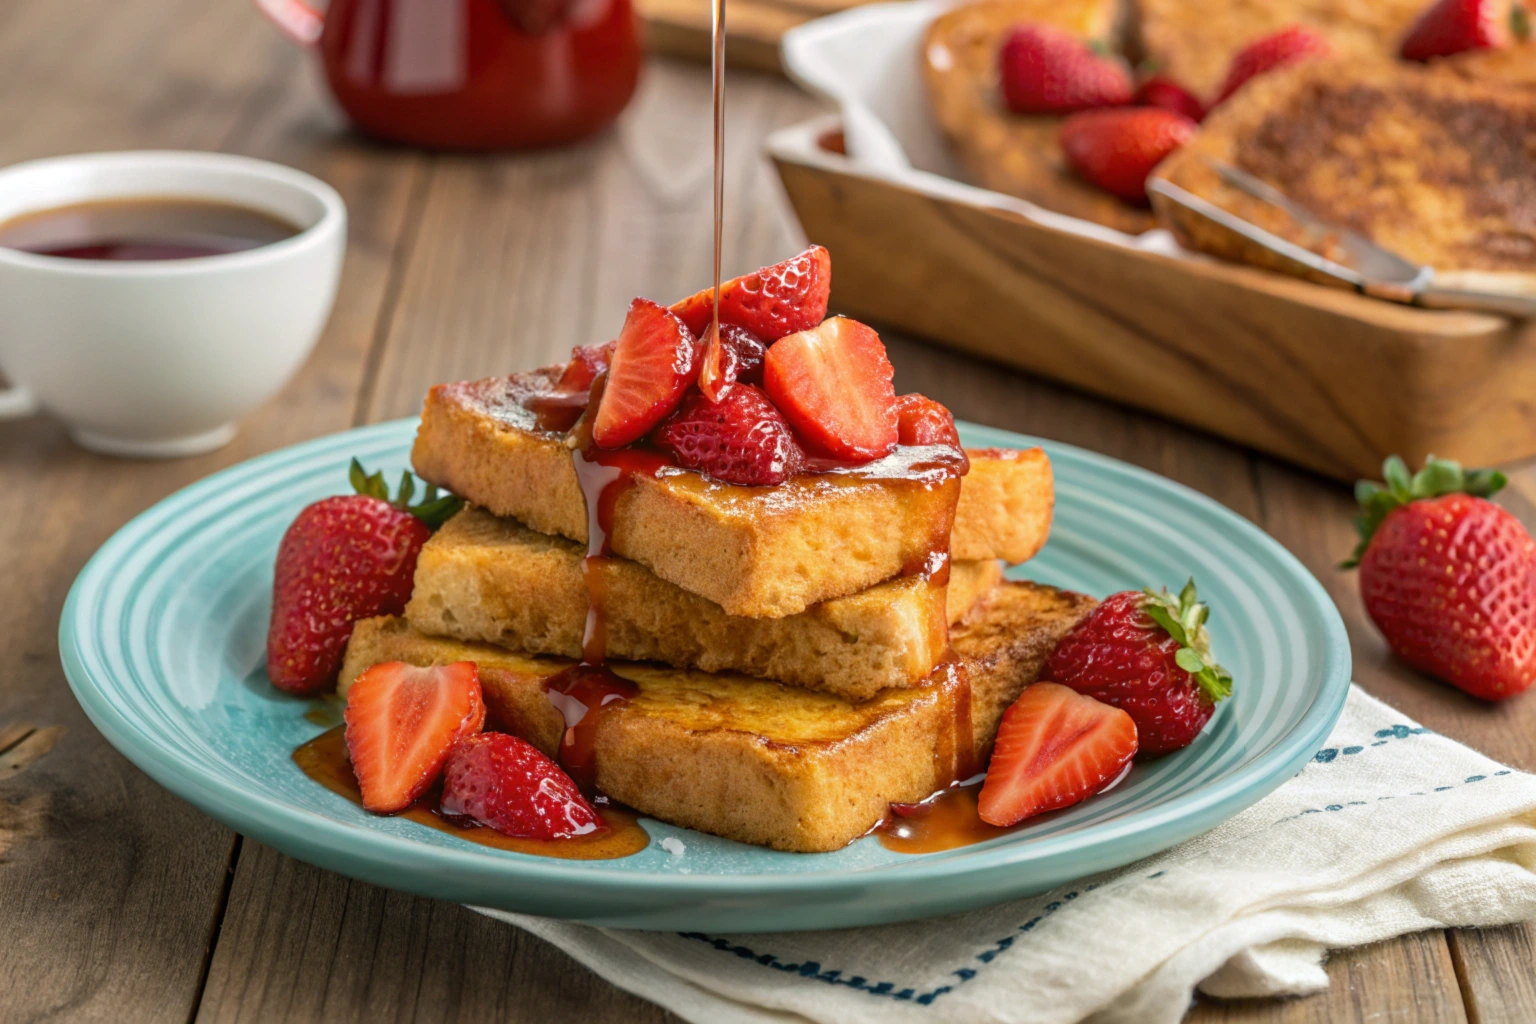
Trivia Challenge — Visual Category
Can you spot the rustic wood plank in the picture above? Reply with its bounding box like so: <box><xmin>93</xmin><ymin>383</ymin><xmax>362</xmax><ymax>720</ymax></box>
<box><xmin>1191</xmin><ymin>932</ymin><xmax>1468</xmax><ymax>1023</ymax></box>
<box><xmin>1448</xmin><ymin>925</ymin><xmax>1536</xmax><ymax>1024</ymax></box>
<box><xmin>196</xmin><ymin>842</ymin><xmax>682</xmax><ymax>1024</ymax></box>
<box><xmin>0</xmin><ymin>0</ymin><xmax>426</xmax><ymax>1019</ymax></box>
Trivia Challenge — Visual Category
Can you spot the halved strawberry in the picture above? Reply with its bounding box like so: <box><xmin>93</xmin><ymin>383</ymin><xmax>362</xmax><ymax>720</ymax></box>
<box><xmin>762</xmin><ymin>316</ymin><xmax>898</xmax><ymax>462</ymax></box>
<box><xmin>977</xmin><ymin>682</ymin><xmax>1137</xmax><ymax>827</ymax></box>
<box><xmin>592</xmin><ymin>298</ymin><xmax>700</xmax><ymax>449</ymax></box>
<box><xmin>670</xmin><ymin>246</ymin><xmax>832</xmax><ymax>343</ymax></box>
<box><xmin>344</xmin><ymin>661</ymin><xmax>485</xmax><ymax>813</ymax></box>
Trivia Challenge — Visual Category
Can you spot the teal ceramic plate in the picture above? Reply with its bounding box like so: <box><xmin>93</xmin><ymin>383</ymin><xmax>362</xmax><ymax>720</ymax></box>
<box><xmin>61</xmin><ymin>419</ymin><xmax>1349</xmax><ymax>932</ymax></box>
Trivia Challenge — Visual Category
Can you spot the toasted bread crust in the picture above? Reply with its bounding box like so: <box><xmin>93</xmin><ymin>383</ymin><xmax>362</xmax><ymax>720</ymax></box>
<box><xmin>411</xmin><ymin>376</ymin><xmax>1054</xmax><ymax>617</ymax></box>
<box><xmin>340</xmin><ymin>581</ymin><xmax>1096</xmax><ymax>852</ymax></box>
<box><xmin>921</xmin><ymin>0</ymin><xmax>1155</xmax><ymax>234</ymax></box>
<box><xmin>406</xmin><ymin>506</ymin><xmax>1004</xmax><ymax>700</ymax></box>
<box><xmin>1153</xmin><ymin>58</ymin><xmax>1536</xmax><ymax>284</ymax></box>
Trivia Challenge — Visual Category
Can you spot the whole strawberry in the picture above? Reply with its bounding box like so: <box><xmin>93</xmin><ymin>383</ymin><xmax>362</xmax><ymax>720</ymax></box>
<box><xmin>266</xmin><ymin>461</ymin><xmax>462</xmax><ymax>695</ymax></box>
<box><xmin>1047</xmin><ymin>580</ymin><xmax>1232</xmax><ymax>755</ymax></box>
<box><xmin>1400</xmin><ymin>0</ymin><xmax>1525</xmax><ymax>61</ymax></box>
<box><xmin>1345</xmin><ymin>455</ymin><xmax>1536</xmax><ymax>700</ymax></box>
<box><xmin>1215</xmin><ymin>26</ymin><xmax>1331</xmax><ymax>103</ymax></box>
<box><xmin>1059</xmin><ymin>107</ymin><xmax>1196</xmax><ymax>204</ymax></box>
<box><xmin>652</xmin><ymin>383</ymin><xmax>804</xmax><ymax>486</ymax></box>
<box><xmin>999</xmin><ymin>23</ymin><xmax>1133</xmax><ymax>114</ymax></box>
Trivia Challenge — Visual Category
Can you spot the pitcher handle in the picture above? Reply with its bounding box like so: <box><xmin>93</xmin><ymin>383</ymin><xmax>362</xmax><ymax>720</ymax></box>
<box><xmin>252</xmin><ymin>0</ymin><xmax>324</xmax><ymax>45</ymax></box>
<box><xmin>0</xmin><ymin>385</ymin><xmax>37</xmax><ymax>421</ymax></box>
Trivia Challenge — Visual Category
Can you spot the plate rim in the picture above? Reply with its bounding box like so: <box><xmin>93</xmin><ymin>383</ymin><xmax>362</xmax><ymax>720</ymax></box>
<box><xmin>60</xmin><ymin>417</ymin><xmax>1352</xmax><ymax>901</ymax></box>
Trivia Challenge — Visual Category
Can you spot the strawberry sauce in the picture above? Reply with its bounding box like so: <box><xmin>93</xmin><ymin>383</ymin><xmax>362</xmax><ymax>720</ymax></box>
<box><xmin>293</xmin><ymin>725</ymin><xmax>649</xmax><ymax>859</ymax></box>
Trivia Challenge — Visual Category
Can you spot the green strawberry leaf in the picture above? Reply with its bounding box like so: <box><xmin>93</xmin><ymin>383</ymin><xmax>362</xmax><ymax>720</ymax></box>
<box><xmin>1340</xmin><ymin>454</ymin><xmax>1506</xmax><ymax>568</ymax></box>
<box><xmin>1140</xmin><ymin>579</ymin><xmax>1233</xmax><ymax>705</ymax></box>
<box><xmin>348</xmin><ymin>458</ymin><xmax>463</xmax><ymax>531</ymax></box>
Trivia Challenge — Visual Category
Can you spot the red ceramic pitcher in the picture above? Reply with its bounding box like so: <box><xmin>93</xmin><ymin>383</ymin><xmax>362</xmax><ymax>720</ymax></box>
<box><xmin>254</xmin><ymin>0</ymin><xmax>642</xmax><ymax>149</ymax></box>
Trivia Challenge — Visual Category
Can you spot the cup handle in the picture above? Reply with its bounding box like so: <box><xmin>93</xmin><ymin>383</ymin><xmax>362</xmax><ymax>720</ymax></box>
<box><xmin>0</xmin><ymin>384</ymin><xmax>37</xmax><ymax>421</ymax></box>
<box><xmin>252</xmin><ymin>0</ymin><xmax>324</xmax><ymax>45</ymax></box>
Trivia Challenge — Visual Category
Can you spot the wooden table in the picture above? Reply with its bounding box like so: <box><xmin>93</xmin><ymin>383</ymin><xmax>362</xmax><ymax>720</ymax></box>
<box><xmin>2</xmin><ymin>1</ymin><xmax>1533</xmax><ymax>1020</ymax></box>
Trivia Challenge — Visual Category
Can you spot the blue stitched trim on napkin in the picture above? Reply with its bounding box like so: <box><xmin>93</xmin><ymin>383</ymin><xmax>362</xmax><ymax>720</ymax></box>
<box><xmin>676</xmin><ymin>724</ymin><xmax>1490</xmax><ymax>1008</ymax></box>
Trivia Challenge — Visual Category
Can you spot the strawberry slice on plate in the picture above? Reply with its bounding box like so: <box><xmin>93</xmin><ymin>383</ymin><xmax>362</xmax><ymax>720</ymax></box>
<box><xmin>671</xmin><ymin>245</ymin><xmax>831</xmax><ymax>343</ymax></box>
<box><xmin>763</xmin><ymin>316</ymin><xmax>898</xmax><ymax>462</ymax></box>
<box><xmin>978</xmin><ymin>681</ymin><xmax>1138</xmax><ymax>827</ymax></box>
<box><xmin>441</xmin><ymin>732</ymin><xmax>601</xmax><ymax>839</ymax></box>
<box><xmin>344</xmin><ymin>660</ymin><xmax>486</xmax><ymax>813</ymax></box>
<box><xmin>592</xmin><ymin>298</ymin><xmax>699</xmax><ymax>449</ymax></box>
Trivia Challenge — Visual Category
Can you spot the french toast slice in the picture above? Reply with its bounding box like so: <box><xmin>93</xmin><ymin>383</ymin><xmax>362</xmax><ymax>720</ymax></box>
<box><xmin>341</xmin><ymin>581</ymin><xmax>1096</xmax><ymax>853</ymax></box>
<box><xmin>405</xmin><ymin>506</ymin><xmax>1005</xmax><ymax>700</ymax></box>
<box><xmin>920</xmin><ymin>0</ymin><xmax>1154</xmax><ymax>234</ymax></box>
<box><xmin>1135</xmin><ymin>0</ymin><xmax>1429</xmax><ymax>100</ymax></box>
<box><xmin>411</xmin><ymin>373</ymin><xmax>1054</xmax><ymax>618</ymax></box>
<box><xmin>1152</xmin><ymin>58</ymin><xmax>1536</xmax><ymax>287</ymax></box>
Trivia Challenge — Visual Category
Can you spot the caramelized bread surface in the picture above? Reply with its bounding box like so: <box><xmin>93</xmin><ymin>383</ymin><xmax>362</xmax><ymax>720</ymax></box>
<box><xmin>921</xmin><ymin>0</ymin><xmax>1154</xmax><ymax>234</ymax></box>
<box><xmin>340</xmin><ymin>581</ymin><xmax>1096</xmax><ymax>853</ymax></box>
<box><xmin>1136</xmin><ymin>0</ymin><xmax>1428</xmax><ymax>99</ymax></box>
<box><xmin>1153</xmin><ymin>58</ymin><xmax>1536</xmax><ymax>284</ymax></box>
<box><xmin>411</xmin><ymin>374</ymin><xmax>1054</xmax><ymax>617</ymax></box>
<box><xmin>406</xmin><ymin>506</ymin><xmax>1004</xmax><ymax>700</ymax></box>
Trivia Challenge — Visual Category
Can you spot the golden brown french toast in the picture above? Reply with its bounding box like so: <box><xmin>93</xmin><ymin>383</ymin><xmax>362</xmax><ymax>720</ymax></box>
<box><xmin>405</xmin><ymin>506</ymin><xmax>1004</xmax><ymax>700</ymax></box>
<box><xmin>921</xmin><ymin>0</ymin><xmax>1154</xmax><ymax>234</ymax></box>
<box><xmin>341</xmin><ymin>580</ymin><xmax>1096</xmax><ymax>853</ymax></box>
<box><xmin>1135</xmin><ymin>0</ymin><xmax>1429</xmax><ymax>100</ymax></box>
<box><xmin>1152</xmin><ymin>58</ymin><xmax>1536</xmax><ymax>287</ymax></box>
<box><xmin>411</xmin><ymin>373</ymin><xmax>1054</xmax><ymax>618</ymax></box>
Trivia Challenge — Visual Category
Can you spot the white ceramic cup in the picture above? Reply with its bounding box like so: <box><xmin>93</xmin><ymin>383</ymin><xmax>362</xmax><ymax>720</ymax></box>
<box><xmin>0</xmin><ymin>151</ymin><xmax>346</xmax><ymax>457</ymax></box>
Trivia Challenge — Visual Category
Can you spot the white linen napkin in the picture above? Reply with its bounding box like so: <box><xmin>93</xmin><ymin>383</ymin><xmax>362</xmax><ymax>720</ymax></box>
<box><xmin>476</xmin><ymin>686</ymin><xmax>1536</xmax><ymax>1023</ymax></box>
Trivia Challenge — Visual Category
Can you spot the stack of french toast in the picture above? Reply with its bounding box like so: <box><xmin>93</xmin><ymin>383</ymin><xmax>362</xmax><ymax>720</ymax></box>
<box><xmin>332</xmin><ymin>247</ymin><xmax>1096</xmax><ymax>853</ymax></box>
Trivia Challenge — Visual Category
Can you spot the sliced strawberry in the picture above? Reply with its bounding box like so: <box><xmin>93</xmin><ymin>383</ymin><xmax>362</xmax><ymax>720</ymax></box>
<box><xmin>762</xmin><ymin>316</ymin><xmax>898</xmax><ymax>462</ymax></box>
<box><xmin>670</xmin><ymin>246</ymin><xmax>831</xmax><ymax>343</ymax></box>
<box><xmin>1132</xmin><ymin>74</ymin><xmax>1206</xmax><ymax>122</ymax></box>
<box><xmin>652</xmin><ymin>383</ymin><xmax>804</xmax><ymax>485</ymax></box>
<box><xmin>592</xmin><ymin>298</ymin><xmax>699</xmax><ymax>449</ymax></box>
<box><xmin>698</xmin><ymin>324</ymin><xmax>768</xmax><ymax>402</ymax></box>
<box><xmin>525</xmin><ymin>341</ymin><xmax>617</xmax><ymax>433</ymax></box>
<box><xmin>1215</xmin><ymin>26</ymin><xmax>1331</xmax><ymax>103</ymax></box>
<box><xmin>977</xmin><ymin>682</ymin><xmax>1137</xmax><ymax>827</ymax></box>
<box><xmin>895</xmin><ymin>393</ymin><xmax>962</xmax><ymax>448</ymax></box>
<box><xmin>344</xmin><ymin>661</ymin><xmax>485</xmax><ymax>813</ymax></box>
<box><xmin>441</xmin><ymin>732</ymin><xmax>600</xmax><ymax>839</ymax></box>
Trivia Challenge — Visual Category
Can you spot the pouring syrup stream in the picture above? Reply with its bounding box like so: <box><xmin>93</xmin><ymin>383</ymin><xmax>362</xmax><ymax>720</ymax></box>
<box><xmin>541</xmin><ymin>4</ymin><xmax>732</xmax><ymax>793</ymax></box>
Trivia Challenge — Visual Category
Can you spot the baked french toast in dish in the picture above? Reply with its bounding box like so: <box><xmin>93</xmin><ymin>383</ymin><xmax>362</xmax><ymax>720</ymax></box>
<box><xmin>1152</xmin><ymin>58</ymin><xmax>1536</xmax><ymax>286</ymax></box>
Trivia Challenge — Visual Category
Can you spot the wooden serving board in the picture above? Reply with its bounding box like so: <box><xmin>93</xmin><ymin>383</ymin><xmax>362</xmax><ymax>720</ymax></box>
<box><xmin>770</xmin><ymin>117</ymin><xmax>1536</xmax><ymax>483</ymax></box>
<box><xmin>639</xmin><ymin>0</ymin><xmax>869</xmax><ymax>73</ymax></box>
